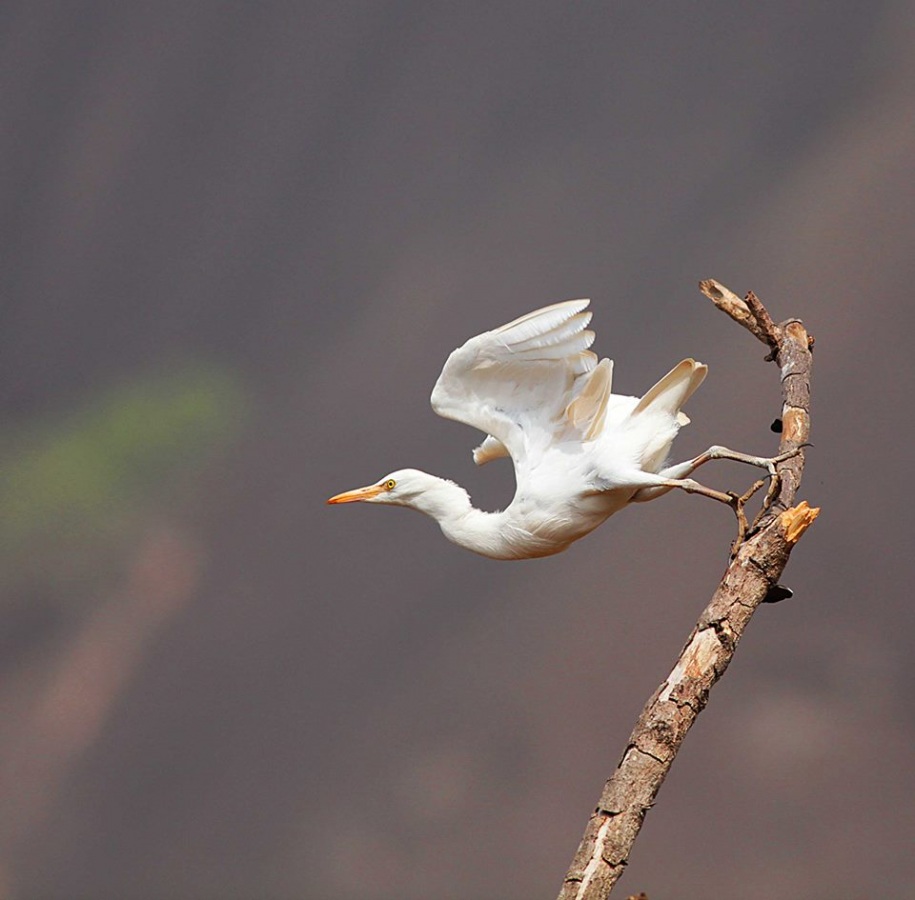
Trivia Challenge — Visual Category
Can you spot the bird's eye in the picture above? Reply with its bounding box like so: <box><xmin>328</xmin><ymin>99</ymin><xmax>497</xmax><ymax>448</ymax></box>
<box><xmin>383</xmin><ymin>479</ymin><xmax>396</xmax><ymax>490</ymax></box>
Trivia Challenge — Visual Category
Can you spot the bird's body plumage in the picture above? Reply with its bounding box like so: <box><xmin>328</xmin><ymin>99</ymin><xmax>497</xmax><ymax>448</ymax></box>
<box><xmin>329</xmin><ymin>299</ymin><xmax>717</xmax><ymax>559</ymax></box>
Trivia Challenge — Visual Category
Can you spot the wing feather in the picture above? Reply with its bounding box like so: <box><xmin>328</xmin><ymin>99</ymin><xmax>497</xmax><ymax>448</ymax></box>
<box><xmin>472</xmin><ymin>434</ymin><xmax>510</xmax><ymax>466</ymax></box>
<box><xmin>430</xmin><ymin>299</ymin><xmax>597</xmax><ymax>465</ymax></box>
<box><xmin>566</xmin><ymin>358</ymin><xmax>613</xmax><ymax>440</ymax></box>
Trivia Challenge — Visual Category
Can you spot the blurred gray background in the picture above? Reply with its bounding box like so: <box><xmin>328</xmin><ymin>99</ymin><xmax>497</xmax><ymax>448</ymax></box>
<box><xmin>1</xmin><ymin>3</ymin><xmax>913</xmax><ymax>898</ymax></box>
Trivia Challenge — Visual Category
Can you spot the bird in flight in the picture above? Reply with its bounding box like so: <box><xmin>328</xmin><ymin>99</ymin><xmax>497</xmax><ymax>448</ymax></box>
<box><xmin>328</xmin><ymin>299</ymin><xmax>792</xmax><ymax>559</ymax></box>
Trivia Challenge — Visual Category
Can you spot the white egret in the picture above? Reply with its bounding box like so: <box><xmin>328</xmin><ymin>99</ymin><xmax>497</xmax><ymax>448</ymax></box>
<box><xmin>328</xmin><ymin>299</ymin><xmax>791</xmax><ymax>560</ymax></box>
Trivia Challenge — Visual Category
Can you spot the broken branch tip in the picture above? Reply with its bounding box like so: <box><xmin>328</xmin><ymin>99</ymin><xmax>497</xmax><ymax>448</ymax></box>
<box><xmin>780</xmin><ymin>501</ymin><xmax>820</xmax><ymax>543</ymax></box>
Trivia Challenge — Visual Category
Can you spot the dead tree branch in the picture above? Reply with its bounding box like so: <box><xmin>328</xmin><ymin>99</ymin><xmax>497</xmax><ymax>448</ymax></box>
<box><xmin>556</xmin><ymin>280</ymin><xmax>819</xmax><ymax>899</ymax></box>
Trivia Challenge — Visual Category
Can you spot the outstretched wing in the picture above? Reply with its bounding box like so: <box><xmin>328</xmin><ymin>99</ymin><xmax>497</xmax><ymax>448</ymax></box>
<box><xmin>430</xmin><ymin>299</ymin><xmax>598</xmax><ymax>466</ymax></box>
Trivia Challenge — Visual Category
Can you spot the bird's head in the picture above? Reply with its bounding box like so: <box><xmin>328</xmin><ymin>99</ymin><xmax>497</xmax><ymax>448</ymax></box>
<box><xmin>326</xmin><ymin>469</ymin><xmax>436</xmax><ymax>508</ymax></box>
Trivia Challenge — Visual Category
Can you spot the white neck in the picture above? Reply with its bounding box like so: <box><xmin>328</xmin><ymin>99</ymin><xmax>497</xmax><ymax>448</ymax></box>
<box><xmin>401</xmin><ymin>474</ymin><xmax>556</xmax><ymax>560</ymax></box>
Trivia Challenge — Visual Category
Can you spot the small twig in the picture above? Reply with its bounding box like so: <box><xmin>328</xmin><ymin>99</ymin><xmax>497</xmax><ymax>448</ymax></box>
<box><xmin>699</xmin><ymin>279</ymin><xmax>767</xmax><ymax>344</ymax></box>
<box><xmin>743</xmin><ymin>290</ymin><xmax>781</xmax><ymax>351</ymax></box>
<box><xmin>556</xmin><ymin>282</ymin><xmax>818</xmax><ymax>899</ymax></box>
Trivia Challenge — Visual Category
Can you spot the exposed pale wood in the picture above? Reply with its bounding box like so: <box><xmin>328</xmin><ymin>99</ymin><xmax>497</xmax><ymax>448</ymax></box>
<box><xmin>557</xmin><ymin>282</ymin><xmax>817</xmax><ymax>899</ymax></box>
<box><xmin>780</xmin><ymin>501</ymin><xmax>819</xmax><ymax>544</ymax></box>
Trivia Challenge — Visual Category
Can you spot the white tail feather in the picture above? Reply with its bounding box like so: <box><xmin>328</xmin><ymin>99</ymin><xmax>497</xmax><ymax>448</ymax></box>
<box><xmin>633</xmin><ymin>359</ymin><xmax>707</xmax><ymax>418</ymax></box>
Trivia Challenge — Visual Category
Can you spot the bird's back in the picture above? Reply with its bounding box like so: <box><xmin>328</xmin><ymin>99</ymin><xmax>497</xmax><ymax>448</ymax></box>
<box><xmin>585</xmin><ymin>358</ymin><xmax>706</xmax><ymax>477</ymax></box>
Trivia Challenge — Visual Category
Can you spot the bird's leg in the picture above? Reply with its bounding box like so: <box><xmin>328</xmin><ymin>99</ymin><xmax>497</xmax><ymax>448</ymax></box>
<box><xmin>631</xmin><ymin>445</ymin><xmax>800</xmax><ymax>510</ymax></box>
<box><xmin>690</xmin><ymin>445</ymin><xmax>800</xmax><ymax>479</ymax></box>
<box><xmin>657</xmin><ymin>477</ymin><xmax>736</xmax><ymax>506</ymax></box>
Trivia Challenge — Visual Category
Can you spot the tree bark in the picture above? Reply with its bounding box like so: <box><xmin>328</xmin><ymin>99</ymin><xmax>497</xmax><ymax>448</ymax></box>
<box><xmin>556</xmin><ymin>281</ymin><xmax>818</xmax><ymax>900</ymax></box>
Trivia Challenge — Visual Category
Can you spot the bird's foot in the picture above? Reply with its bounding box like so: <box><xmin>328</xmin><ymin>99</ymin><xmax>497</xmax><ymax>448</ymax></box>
<box><xmin>701</xmin><ymin>445</ymin><xmax>802</xmax><ymax>478</ymax></box>
<box><xmin>666</xmin><ymin>442</ymin><xmax>806</xmax><ymax>552</ymax></box>
<box><xmin>729</xmin><ymin>479</ymin><xmax>769</xmax><ymax>550</ymax></box>
<box><xmin>698</xmin><ymin>445</ymin><xmax>807</xmax><ymax>538</ymax></box>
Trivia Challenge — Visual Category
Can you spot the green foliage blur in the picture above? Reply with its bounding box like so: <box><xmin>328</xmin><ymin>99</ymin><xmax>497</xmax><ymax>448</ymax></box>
<box><xmin>0</xmin><ymin>365</ymin><xmax>248</xmax><ymax>600</ymax></box>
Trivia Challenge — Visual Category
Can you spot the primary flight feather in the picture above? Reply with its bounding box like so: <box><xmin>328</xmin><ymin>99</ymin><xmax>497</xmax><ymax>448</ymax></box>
<box><xmin>328</xmin><ymin>299</ymin><xmax>784</xmax><ymax>560</ymax></box>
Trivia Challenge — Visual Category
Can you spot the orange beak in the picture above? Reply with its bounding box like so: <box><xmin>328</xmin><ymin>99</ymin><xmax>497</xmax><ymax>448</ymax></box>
<box><xmin>326</xmin><ymin>483</ymin><xmax>385</xmax><ymax>504</ymax></box>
